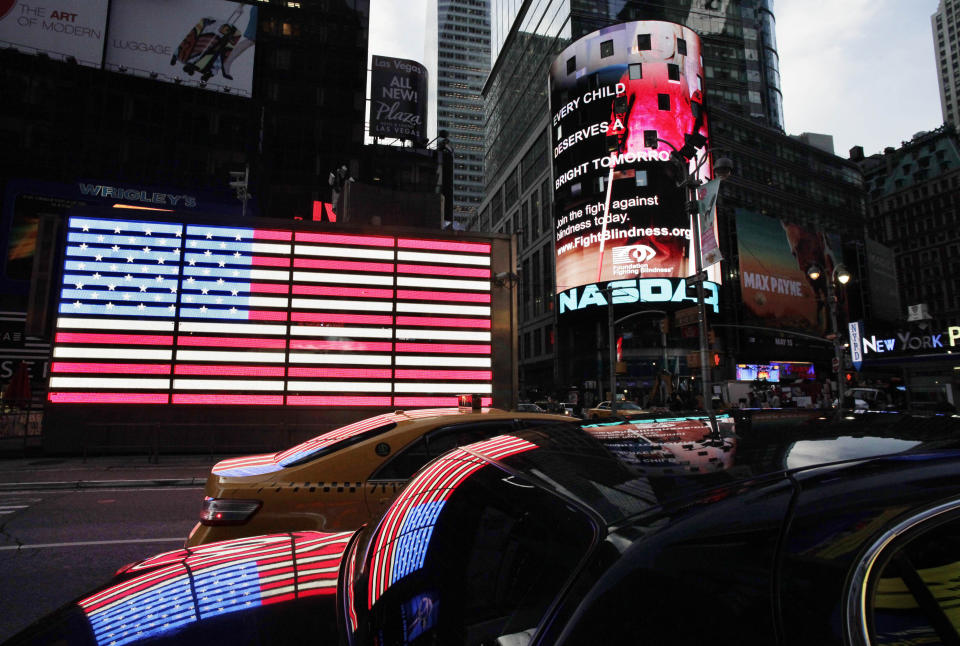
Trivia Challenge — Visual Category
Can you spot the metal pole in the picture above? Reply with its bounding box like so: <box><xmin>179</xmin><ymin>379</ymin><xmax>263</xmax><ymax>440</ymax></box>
<box><xmin>827</xmin><ymin>273</ymin><xmax>845</xmax><ymax>409</ymax></box>
<box><xmin>661</xmin><ymin>317</ymin><xmax>668</xmax><ymax>374</ymax></box>
<box><xmin>609</xmin><ymin>295</ymin><xmax>617</xmax><ymax>415</ymax></box>
<box><xmin>241</xmin><ymin>164</ymin><xmax>249</xmax><ymax>218</ymax></box>
<box><xmin>686</xmin><ymin>178</ymin><xmax>714</xmax><ymax>421</ymax></box>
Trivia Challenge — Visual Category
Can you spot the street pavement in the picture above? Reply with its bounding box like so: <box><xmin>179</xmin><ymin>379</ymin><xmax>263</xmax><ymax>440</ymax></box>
<box><xmin>0</xmin><ymin>451</ymin><xmax>236</xmax><ymax>491</ymax></box>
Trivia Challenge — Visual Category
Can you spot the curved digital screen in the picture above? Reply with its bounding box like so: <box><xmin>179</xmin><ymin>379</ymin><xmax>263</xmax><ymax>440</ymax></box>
<box><xmin>549</xmin><ymin>21</ymin><xmax>716</xmax><ymax>300</ymax></box>
<box><xmin>48</xmin><ymin>215</ymin><xmax>494</xmax><ymax>406</ymax></box>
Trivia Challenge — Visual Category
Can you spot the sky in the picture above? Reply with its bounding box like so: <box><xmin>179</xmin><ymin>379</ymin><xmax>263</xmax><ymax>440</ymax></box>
<box><xmin>368</xmin><ymin>0</ymin><xmax>945</xmax><ymax>158</ymax></box>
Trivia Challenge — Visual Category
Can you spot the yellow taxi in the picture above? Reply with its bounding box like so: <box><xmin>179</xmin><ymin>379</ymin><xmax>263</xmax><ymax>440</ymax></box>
<box><xmin>186</xmin><ymin>407</ymin><xmax>572</xmax><ymax>546</ymax></box>
<box><xmin>584</xmin><ymin>400</ymin><xmax>649</xmax><ymax>420</ymax></box>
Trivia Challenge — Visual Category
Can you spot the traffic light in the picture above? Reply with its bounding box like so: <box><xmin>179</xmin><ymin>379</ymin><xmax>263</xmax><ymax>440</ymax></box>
<box><xmin>228</xmin><ymin>169</ymin><xmax>248</xmax><ymax>199</ymax></box>
<box><xmin>844</xmin><ymin>372</ymin><xmax>855</xmax><ymax>384</ymax></box>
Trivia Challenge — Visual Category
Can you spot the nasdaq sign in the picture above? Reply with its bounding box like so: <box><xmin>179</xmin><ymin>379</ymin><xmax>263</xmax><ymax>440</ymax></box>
<box><xmin>558</xmin><ymin>278</ymin><xmax>719</xmax><ymax>315</ymax></box>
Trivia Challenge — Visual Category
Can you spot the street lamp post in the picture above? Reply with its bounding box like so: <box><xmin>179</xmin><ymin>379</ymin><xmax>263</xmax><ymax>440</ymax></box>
<box><xmin>643</xmin><ymin>132</ymin><xmax>732</xmax><ymax>423</ymax></box>
<box><xmin>605</xmin><ymin>295</ymin><xmax>667</xmax><ymax>416</ymax></box>
<box><xmin>806</xmin><ymin>262</ymin><xmax>851</xmax><ymax>409</ymax></box>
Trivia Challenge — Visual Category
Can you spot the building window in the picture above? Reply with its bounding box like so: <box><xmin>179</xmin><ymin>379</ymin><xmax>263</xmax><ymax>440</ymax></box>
<box><xmin>566</xmin><ymin>56</ymin><xmax>576</xmax><ymax>74</ymax></box>
<box><xmin>658</xmin><ymin>94</ymin><xmax>670</xmax><ymax>110</ymax></box>
<box><xmin>600</xmin><ymin>39</ymin><xmax>614</xmax><ymax>58</ymax></box>
<box><xmin>677</xmin><ymin>38</ymin><xmax>687</xmax><ymax>55</ymax></box>
<box><xmin>667</xmin><ymin>63</ymin><xmax>680</xmax><ymax>81</ymax></box>
<box><xmin>629</xmin><ymin>63</ymin><xmax>642</xmax><ymax>79</ymax></box>
<box><xmin>637</xmin><ymin>34</ymin><xmax>651</xmax><ymax>50</ymax></box>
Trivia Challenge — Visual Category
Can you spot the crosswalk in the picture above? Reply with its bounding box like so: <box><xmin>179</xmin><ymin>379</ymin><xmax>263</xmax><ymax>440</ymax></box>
<box><xmin>0</xmin><ymin>498</ymin><xmax>41</xmax><ymax>515</ymax></box>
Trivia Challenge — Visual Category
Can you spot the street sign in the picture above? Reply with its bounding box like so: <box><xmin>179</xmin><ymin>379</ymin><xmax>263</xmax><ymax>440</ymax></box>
<box><xmin>684</xmin><ymin>271</ymin><xmax>708</xmax><ymax>288</ymax></box>
<box><xmin>675</xmin><ymin>305</ymin><xmax>699</xmax><ymax>327</ymax></box>
<box><xmin>848</xmin><ymin>320</ymin><xmax>864</xmax><ymax>371</ymax></box>
<box><xmin>831</xmin><ymin>356</ymin><xmax>840</xmax><ymax>373</ymax></box>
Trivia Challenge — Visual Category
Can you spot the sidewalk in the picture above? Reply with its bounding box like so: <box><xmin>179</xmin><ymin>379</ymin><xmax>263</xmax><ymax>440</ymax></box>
<box><xmin>0</xmin><ymin>452</ymin><xmax>235</xmax><ymax>491</ymax></box>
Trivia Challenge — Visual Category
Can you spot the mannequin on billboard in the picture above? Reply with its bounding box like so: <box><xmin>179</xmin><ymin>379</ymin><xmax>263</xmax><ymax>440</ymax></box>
<box><xmin>222</xmin><ymin>6</ymin><xmax>257</xmax><ymax>80</ymax></box>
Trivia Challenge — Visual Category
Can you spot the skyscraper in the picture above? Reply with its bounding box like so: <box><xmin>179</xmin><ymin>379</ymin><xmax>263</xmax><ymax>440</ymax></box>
<box><xmin>431</xmin><ymin>0</ymin><xmax>490</xmax><ymax>227</ymax></box>
<box><xmin>932</xmin><ymin>0</ymin><xmax>960</xmax><ymax>126</ymax></box>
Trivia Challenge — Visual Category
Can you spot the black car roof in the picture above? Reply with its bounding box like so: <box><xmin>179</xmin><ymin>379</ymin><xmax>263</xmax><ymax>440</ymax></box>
<box><xmin>482</xmin><ymin>411</ymin><xmax>960</xmax><ymax>527</ymax></box>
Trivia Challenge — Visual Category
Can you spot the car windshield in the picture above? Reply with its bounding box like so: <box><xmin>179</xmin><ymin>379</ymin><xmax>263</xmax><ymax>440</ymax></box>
<box><xmin>348</xmin><ymin>433</ymin><xmax>597</xmax><ymax>645</ymax></box>
<box><xmin>616</xmin><ymin>402</ymin><xmax>644</xmax><ymax>410</ymax></box>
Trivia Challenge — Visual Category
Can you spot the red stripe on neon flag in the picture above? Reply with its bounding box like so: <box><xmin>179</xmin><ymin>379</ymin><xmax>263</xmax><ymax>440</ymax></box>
<box><xmin>294</xmin><ymin>232</ymin><xmax>394</xmax><ymax>247</ymax></box>
<box><xmin>174</xmin><ymin>365</ymin><xmax>286</xmax><ymax>377</ymax></box>
<box><xmin>396</xmin><ymin>264</ymin><xmax>490</xmax><ymax>278</ymax></box>
<box><xmin>397</xmin><ymin>238</ymin><xmax>491</xmax><ymax>253</ymax></box>
<box><xmin>394</xmin><ymin>369</ymin><xmax>492</xmax><ymax>380</ymax></box>
<box><xmin>250</xmin><ymin>283</ymin><xmax>290</xmax><ymax>294</ymax></box>
<box><xmin>288</xmin><ymin>367</ymin><xmax>392</xmax><ymax>378</ymax></box>
<box><xmin>51</xmin><ymin>362</ymin><xmax>172</xmax><ymax>374</ymax></box>
<box><xmin>173</xmin><ymin>394</ymin><xmax>285</xmax><ymax>405</ymax></box>
<box><xmin>249</xmin><ymin>310</ymin><xmax>288</xmax><ymax>321</ymax></box>
<box><xmin>289</xmin><ymin>340</ymin><xmax>392</xmax><ymax>352</ymax></box>
<box><xmin>54</xmin><ymin>332</ymin><xmax>173</xmax><ymax>345</ymax></box>
<box><xmin>393</xmin><ymin>396</ymin><xmax>492</xmax><ymax>407</ymax></box>
<box><xmin>291</xmin><ymin>312</ymin><xmax>392</xmax><ymax>325</ymax></box>
<box><xmin>176</xmin><ymin>336</ymin><xmax>286</xmax><ymax>349</ymax></box>
<box><xmin>395</xmin><ymin>316</ymin><xmax>490</xmax><ymax>329</ymax></box>
<box><xmin>395</xmin><ymin>342</ymin><xmax>491</xmax><ymax>354</ymax></box>
<box><xmin>293</xmin><ymin>258</ymin><xmax>394</xmax><ymax>273</ymax></box>
<box><xmin>262</xmin><ymin>592</ymin><xmax>298</xmax><ymax>605</ymax></box>
<box><xmin>254</xmin><ymin>230</ymin><xmax>292</xmax><ymax>241</ymax></box>
<box><xmin>396</xmin><ymin>290</ymin><xmax>491</xmax><ymax>303</ymax></box>
<box><xmin>291</xmin><ymin>285</ymin><xmax>394</xmax><ymax>299</ymax></box>
<box><xmin>48</xmin><ymin>392</ymin><xmax>169</xmax><ymax>404</ymax></box>
<box><xmin>251</xmin><ymin>256</ymin><xmax>291</xmax><ymax>267</ymax></box>
<box><xmin>287</xmin><ymin>395</ymin><xmax>392</xmax><ymax>406</ymax></box>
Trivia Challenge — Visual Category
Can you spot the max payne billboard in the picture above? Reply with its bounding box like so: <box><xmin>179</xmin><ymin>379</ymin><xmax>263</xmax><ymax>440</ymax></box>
<box><xmin>549</xmin><ymin>21</ymin><xmax>717</xmax><ymax>302</ymax></box>
<box><xmin>370</xmin><ymin>55</ymin><xmax>427</xmax><ymax>141</ymax></box>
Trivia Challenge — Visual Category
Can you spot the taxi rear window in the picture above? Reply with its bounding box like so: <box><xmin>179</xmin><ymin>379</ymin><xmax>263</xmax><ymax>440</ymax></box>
<box><xmin>279</xmin><ymin>423</ymin><xmax>397</xmax><ymax>467</ymax></box>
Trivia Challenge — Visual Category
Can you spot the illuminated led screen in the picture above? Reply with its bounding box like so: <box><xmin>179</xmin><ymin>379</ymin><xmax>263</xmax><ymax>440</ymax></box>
<box><xmin>549</xmin><ymin>21</ymin><xmax>718</xmax><ymax>299</ymax></box>
<box><xmin>48</xmin><ymin>216</ymin><xmax>494</xmax><ymax>406</ymax></box>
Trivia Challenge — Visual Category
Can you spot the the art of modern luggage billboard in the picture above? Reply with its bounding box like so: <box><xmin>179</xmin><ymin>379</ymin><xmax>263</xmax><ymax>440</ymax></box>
<box><xmin>370</xmin><ymin>55</ymin><xmax>428</xmax><ymax>142</ymax></box>
<box><xmin>735</xmin><ymin>209</ymin><xmax>844</xmax><ymax>336</ymax></box>
<box><xmin>549</xmin><ymin>20</ymin><xmax>720</xmax><ymax>310</ymax></box>
<box><xmin>0</xmin><ymin>0</ymin><xmax>108</xmax><ymax>67</ymax></box>
<box><xmin>105</xmin><ymin>0</ymin><xmax>256</xmax><ymax>96</ymax></box>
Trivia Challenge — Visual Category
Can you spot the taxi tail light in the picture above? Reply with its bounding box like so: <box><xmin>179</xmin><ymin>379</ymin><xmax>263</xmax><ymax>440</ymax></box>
<box><xmin>199</xmin><ymin>497</ymin><xmax>262</xmax><ymax>526</ymax></box>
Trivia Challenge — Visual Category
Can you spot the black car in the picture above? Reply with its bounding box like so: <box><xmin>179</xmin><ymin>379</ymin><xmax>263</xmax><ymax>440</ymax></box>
<box><xmin>8</xmin><ymin>411</ymin><xmax>960</xmax><ymax>646</ymax></box>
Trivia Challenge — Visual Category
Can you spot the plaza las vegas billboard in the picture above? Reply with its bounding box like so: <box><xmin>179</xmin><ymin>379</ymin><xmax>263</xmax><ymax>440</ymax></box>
<box><xmin>550</xmin><ymin>21</ymin><xmax>721</xmax><ymax>316</ymax></box>
<box><xmin>45</xmin><ymin>214</ymin><xmax>501</xmax><ymax>408</ymax></box>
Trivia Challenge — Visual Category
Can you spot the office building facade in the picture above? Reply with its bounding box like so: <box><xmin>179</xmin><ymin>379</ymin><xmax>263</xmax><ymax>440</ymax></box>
<box><xmin>432</xmin><ymin>0</ymin><xmax>490</xmax><ymax>227</ymax></box>
<box><xmin>473</xmin><ymin>1</ymin><xmax>869</xmax><ymax>404</ymax></box>
<box><xmin>933</xmin><ymin>0</ymin><xmax>960</xmax><ymax>126</ymax></box>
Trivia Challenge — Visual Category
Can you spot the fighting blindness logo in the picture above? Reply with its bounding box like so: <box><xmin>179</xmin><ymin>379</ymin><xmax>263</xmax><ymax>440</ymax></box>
<box><xmin>612</xmin><ymin>244</ymin><xmax>657</xmax><ymax>265</ymax></box>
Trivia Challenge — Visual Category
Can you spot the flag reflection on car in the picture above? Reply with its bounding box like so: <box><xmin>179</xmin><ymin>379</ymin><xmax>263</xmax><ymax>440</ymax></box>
<box><xmin>79</xmin><ymin>531</ymin><xmax>352</xmax><ymax>646</ymax></box>
<box><xmin>366</xmin><ymin>435</ymin><xmax>538</xmax><ymax>609</ymax></box>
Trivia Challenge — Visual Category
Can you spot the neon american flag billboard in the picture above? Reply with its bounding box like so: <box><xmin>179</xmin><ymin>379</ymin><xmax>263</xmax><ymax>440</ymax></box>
<box><xmin>47</xmin><ymin>215</ymin><xmax>498</xmax><ymax>407</ymax></box>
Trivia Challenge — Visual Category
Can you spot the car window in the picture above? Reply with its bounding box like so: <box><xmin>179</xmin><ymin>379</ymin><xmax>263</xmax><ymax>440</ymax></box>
<box><xmin>358</xmin><ymin>465</ymin><xmax>597</xmax><ymax>645</ymax></box>
<box><xmin>371</xmin><ymin>422</ymin><xmax>517</xmax><ymax>481</ymax></box>
<box><xmin>851</xmin><ymin>502</ymin><xmax>960</xmax><ymax>646</ymax></box>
